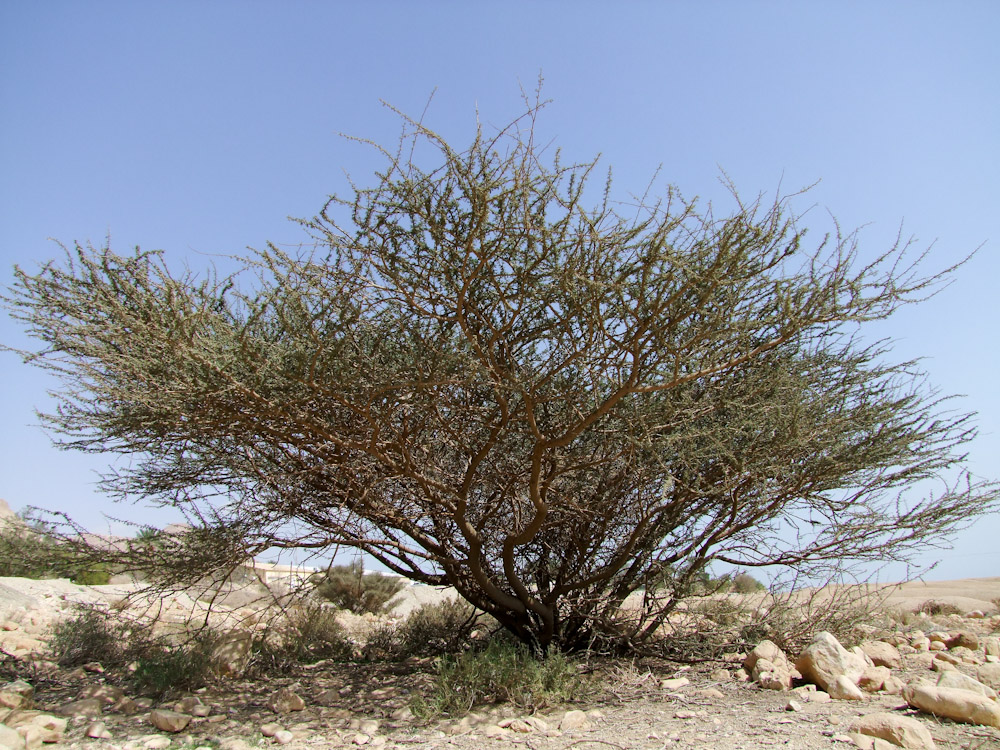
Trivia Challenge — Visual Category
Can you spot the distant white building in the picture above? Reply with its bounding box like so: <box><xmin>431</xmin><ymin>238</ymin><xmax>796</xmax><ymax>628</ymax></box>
<box><xmin>244</xmin><ymin>560</ymin><xmax>317</xmax><ymax>586</ymax></box>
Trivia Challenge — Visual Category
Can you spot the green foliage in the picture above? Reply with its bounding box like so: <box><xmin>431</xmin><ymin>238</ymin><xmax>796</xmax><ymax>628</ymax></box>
<box><xmin>254</xmin><ymin>602</ymin><xmax>354</xmax><ymax>672</ymax></box>
<box><xmin>396</xmin><ymin>598</ymin><xmax>486</xmax><ymax>657</ymax></box>
<box><xmin>0</xmin><ymin>519</ymin><xmax>110</xmax><ymax>584</ymax></box>
<box><xmin>916</xmin><ymin>600</ymin><xmax>963</xmax><ymax>617</ymax></box>
<box><xmin>48</xmin><ymin>605</ymin><xmax>214</xmax><ymax>695</ymax></box>
<box><xmin>731</xmin><ymin>573</ymin><xmax>767</xmax><ymax>594</ymax></box>
<box><xmin>6</xmin><ymin>97</ymin><xmax>998</xmax><ymax>654</ymax></box>
<box><xmin>313</xmin><ymin>562</ymin><xmax>405</xmax><ymax>615</ymax></box>
<box><xmin>48</xmin><ymin>606</ymin><xmax>136</xmax><ymax>668</ymax></box>
<box><xmin>132</xmin><ymin>638</ymin><xmax>213</xmax><ymax>696</ymax></box>
<box><xmin>412</xmin><ymin>638</ymin><xmax>580</xmax><ymax>716</ymax></box>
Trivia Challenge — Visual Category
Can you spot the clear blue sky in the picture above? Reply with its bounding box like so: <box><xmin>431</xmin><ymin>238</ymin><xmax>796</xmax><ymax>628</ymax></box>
<box><xmin>1</xmin><ymin>1</ymin><xmax>997</xmax><ymax>581</ymax></box>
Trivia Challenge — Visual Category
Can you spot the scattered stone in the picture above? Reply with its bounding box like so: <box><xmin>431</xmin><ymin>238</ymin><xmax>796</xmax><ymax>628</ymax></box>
<box><xmin>358</xmin><ymin>719</ymin><xmax>380</xmax><ymax>735</ymax></box>
<box><xmin>882</xmin><ymin>676</ymin><xmax>905</xmax><ymax>695</ymax></box>
<box><xmin>861</xmin><ymin>641</ymin><xmax>902</xmax><ymax>669</ymax></box>
<box><xmin>0</xmin><ymin>682</ymin><xmax>32</xmax><ymax>712</ymax></box>
<box><xmin>559</xmin><ymin>709</ymin><xmax>591</xmax><ymax>731</ymax></box>
<box><xmin>785</xmin><ymin>699</ymin><xmax>803</xmax><ymax>712</ymax></box>
<box><xmin>86</xmin><ymin>721</ymin><xmax>112</xmax><ymax>739</ymax></box>
<box><xmin>210</xmin><ymin>631</ymin><xmax>253</xmax><ymax>678</ymax></box>
<box><xmin>795</xmin><ymin>632</ymin><xmax>867</xmax><ymax>692</ymax></box>
<box><xmin>848</xmin><ymin>732</ymin><xmax>905</xmax><ymax>750</ymax></box>
<box><xmin>78</xmin><ymin>684</ymin><xmax>125</xmax><ymax>704</ymax></box>
<box><xmin>709</xmin><ymin>668</ymin><xmax>731</xmax><ymax>681</ymax></box>
<box><xmin>149</xmin><ymin>709</ymin><xmax>192</xmax><ymax>733</ymax></box>
<box><xmin>859</xmin><ymin>666</ymin><xmax>891</xmax><ymax>693</ymax></box>
<box><xmin>81</xmin><ymin>661</ymin><xmax>105</xmax><ymax>673</ymax></box>
<box><xmin>743</xmin><ymin>640</ymin><xmax>785</xmax><ymax>672</ymax></box>
<box><xmin>482</xmin><ymin>724</ymin><xmax>508</xmax><ymax>737</ymax></box>
<box><xmin>0</xmin><ymin>725</ymin><xmax>24</xmax><ymax>750</ymax></box>
<box><xmin>260</xmin><ymin>723</ymin><xmax>283</xmax><ymax>737</ymax></box>
<box><xmin>112</xmin><ymin>696</ymin><xmax>140</xmax><ymax>715</ymax></box>
<box><xmin>660</xmin><ymin>677</ymin><xmax>690</xmax><ymax>690</ymax></box>
<box><xmin>903</xmin><ymin>683</ymin><xmax>1000</xmax><ymax>728</ymax></box>
<box><xmin>828</xmin><ymin>675</ymin><xmax>865</xmax><ymax>701</ymax></box>
<box><xmin>848</xmin><ymin>712</ymin><xmax>936</xmax><ymax>749</ymax></box>
<box><xmin>267</xmin><ymin>688</ymin><xmax>305</xmax><ymax>714</ymax></box>
<box><xmin>144</xmin><ymin>736</ymin><xmax>171</xmax><ymax>750</ymax></box>
<box><xmin>983</xmin><ymin>637</ymin><xmax>1000</xmax><ymax>660</ymax></box>
<box><xmin>950</xmin><ymin>632</ymin><xmax>979</xmax><ymax>650</ymax></box>
<box><xmin>274</xmin><ymin>730</ymin><xmax>294</xmax><ymax>745</ymax></box>
<box><xmin>937</xmin><ymin>670</ymin><xmax>998</xmax><ymax>700</ymax></box>
<box><xmin>56</xmin><ymin>698</ymin><xmax>102</xmax><ymax>718</ymax></box>
<box><xmin>976</xmin><ymin>662</ymin><xmax>1000</xmax><ymax>689</ymax></box>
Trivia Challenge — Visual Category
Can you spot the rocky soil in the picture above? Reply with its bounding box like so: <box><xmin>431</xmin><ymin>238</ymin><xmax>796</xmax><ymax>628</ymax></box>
<box><xmin>2</xmin><ymin>575</ymin><xmax>1000</xmax><ymax>750</ymax></box>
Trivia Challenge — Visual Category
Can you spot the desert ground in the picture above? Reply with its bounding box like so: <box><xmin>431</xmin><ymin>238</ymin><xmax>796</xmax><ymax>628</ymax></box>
<box><xmin>2</xmin><ymin>573</ymin><xmax>1000</xmax><ymax>750</ymax></box>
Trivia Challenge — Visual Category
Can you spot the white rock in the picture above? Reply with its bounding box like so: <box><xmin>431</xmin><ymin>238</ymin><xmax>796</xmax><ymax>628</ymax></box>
<box><xmin>274</xmin><ymin>730</ymin><xmax>294</xmax><ymax>745</ymax></box>
<box><xmin>86</xmin><ymin>721</ymin><xmax>112</xmax><ymax>739</ymax></box>
<box><xmin>860</xmin><ymin>641</ymin><xmax>902</xmax><ymax>669</ymax></box>
<box><xmin>0</xmin><ymin>682</ymin><xmax>33</xmax><ymax>711</ymax></box>
<box><xmin>859</xmin><ymin>666</ymin><xmax>891</xmax><ymax>693</ymax></box>
<box><xmin>559</xmin><ymin>709</ymin><xmax>591</xmax><ymax>731</ymax></box>
<box><xmin>260</xmin><ymin>723</ymin><xmax>283</xmax><ymax>737</ymax></box>
<box><xmin>149</xmin><ymin>709</ymin><xmax>192</xmax><ymax>733</ymax></box>
<box><xmin>267</xmin><ymin>688</ymin><xmax>305</xmax><ymax>714</ymax></box>
<box><xmin>0</xmin><ymin>725</ymin><xmax>25</xmax><ymax>750</ymax></box>
<box><xmin>903</xmin><ymin>683</ymin><xmax>1000</xmax><ymax>728</ymax></box>
<box><xmin>848</xmin><ymin>712</ymin><xmax>936</xmax><ymax>749</ymax></box>
<box><xmin>795</xmin><ymin>632</ymin><xmax>867</xmax><ymax>692</ymax></box>
<box><xmin>659</xmin><ymin>677</ymin><xmax>690</xmax><ymax>690</ymax></box>
<box><xmin>937</xmin><ymin>671</ymin><xmax>997</xmax><ymax>700</ymax></box>
<box><xmin>976</xmin><ymin>663</ymin><xmax>1000</xmax><ymax>689</ymax></box>
<box><xmin>828</xmin><ymin>674</ymin><xmax>864</xmax><ymax>701</ymax></box>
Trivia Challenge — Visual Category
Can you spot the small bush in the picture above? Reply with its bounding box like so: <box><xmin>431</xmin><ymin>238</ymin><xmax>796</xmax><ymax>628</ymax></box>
<box><xmin>413</xmin><ymin>639</ymin><xmax>580</xmax><ymax>716</ymax></box>
<box><xmin>253</xmin><ymin>603</ymin><xmax>355</xmax><ymax>673</ymax></box>
<box><xmin>731</xmin><ymin>573</ymin><xmax>766</xmax><ymax>594</ymax></box>
<box><xmin>132</xmin><ymin>638</ymin><xmax>213</xmax><ymax>696</ymax></box>
<box><xmin>313</xmin><ymin>562</ymin><xmax>405</xmax><ymax>614</ymax></box>
<box><xmin>48</xmin><ymin>606</ymin><xmax>135</xmax><ymax>668</ymax></box>
<box><xmin>916</xmin><ymin>600</ymin><xmax>962</xmax><ymax>617</ymax></box>
<box><xmin>397</xmin><ymin>598</ymin><xmax>484</xmax><ymax>657</ymax></box>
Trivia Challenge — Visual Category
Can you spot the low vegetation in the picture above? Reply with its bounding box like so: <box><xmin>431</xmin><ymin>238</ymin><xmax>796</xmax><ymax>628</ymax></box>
<box><xmin>0</xmin><ymin>516</ymin><xmax>111</xmax><ymax>584</ymax></box>
<box><xmin>312</xmin><ymin>562</ymin><xmax>406</xmax><ymax>615</ymax></box>
<box><xmin>412</xmin><ymin>638</ymin><xmax>581</xmax><ymax>717</ymax></box>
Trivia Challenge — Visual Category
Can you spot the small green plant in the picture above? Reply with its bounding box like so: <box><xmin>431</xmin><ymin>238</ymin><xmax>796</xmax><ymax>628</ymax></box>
<box><xmin>132</xmin><ymin>638</ymin><xmax>213</xmax><ymax>696</ymax></box>
<box><xmin>313</xmin><ymin>562</ymin><xmax>405</xmax><ymax>615</ymax></box>
<box><xmin>412</xmin><ymin>638</ymin><xmax>580</xmax><ymax>717</ymax></box>
<box><xmin>48</xmin><ymin>606</ymin><xmax>135</xmax><ymax>668</ymax></box>
<box><xmin>396</xmin><ymin>598</ymin><xmax>485</xmax><ymax>657</ymax></box>
<box><xmin>0</xmin><ymin>519</ymin><xmax>110</xmax><ymax>584</ymax></box>
<box><xmin>916</xmin><ymin>600</ymin><xmax>962</xmax><ymax>617</ymax></box>
<box><xmin>252</xmin><ymin>602</ymin><xmax>355</xmax><ymax>673</ymax></box>
<box><xmin>731</xmin><ymin>572</ymin><xmax>767</xmax><ymax>594</ymax></box>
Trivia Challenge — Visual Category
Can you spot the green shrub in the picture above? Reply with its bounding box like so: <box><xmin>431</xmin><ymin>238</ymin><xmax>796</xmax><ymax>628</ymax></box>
<box><xmin>413</xmin><ymin>639</ymin><xmax>580</xmax><ymax>716</ymax></box>
<box><xmin>253</xmin><ymin>602</ymin><xmax>355</xmax><ymax>673</ymax></box>
<box><xmin>313</xmin><ymin>562</ymin><xmax>406</xmax><ymax>614</ymax></box>
<box><xmin>0</xmin><ymin>520</ymin><xmax>112</xmax><ymax>584</ymax></box>
<box><xmin>731</xmin><ymin>573</ymin><xmax>766</xmax><ymax>594</ymax></box>
<box><xmin>916</xmin><ymin>600</ymin><xmax>962</xmax><ymax>617</ymax></box>
<box><xmin>132</xmin><ymin>638</ymin><xmax>214</xmax><ymax>696</ymax></box>
<box><xmin>396</xmin><ymin>598</ymin><xmax>484</xmax><ymax>657</ymax></box>
<box><xmin>48</xmin><ymin>606</ymin><xmax>135</xmax><ymax>668</ymax></box>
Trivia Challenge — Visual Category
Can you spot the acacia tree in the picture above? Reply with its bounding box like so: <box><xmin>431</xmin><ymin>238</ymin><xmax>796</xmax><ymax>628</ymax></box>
<box><xmin>5</xmin><ymin>105</ymin><xmax>997</xmax><ymax>652</ymax></box>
